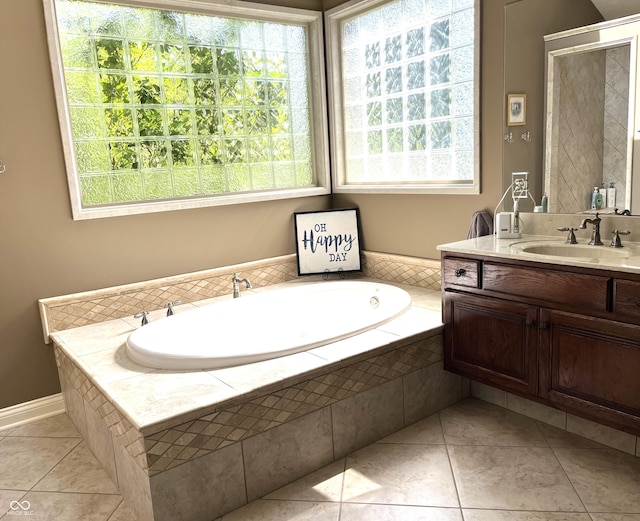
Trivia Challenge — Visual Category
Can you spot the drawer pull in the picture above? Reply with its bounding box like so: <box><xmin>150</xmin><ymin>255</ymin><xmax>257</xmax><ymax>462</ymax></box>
<box><xmin>635</xmin><ymin>298</ymin><xmax>640</xmax><ymax>308</ymax></box>
<box><xmin>526</xmin><ymin>318</ymin><xmax>536</xmax><ymax>327</ymax></box>
<box><xmin>539</xmin><ymin>322</ymin><xmax>548</xmax><ymax>330</ymax></box>
<box><xmin>455</xmin><ymin>269</ymin><xmax>466</xmax><ymax>277</ymax></box>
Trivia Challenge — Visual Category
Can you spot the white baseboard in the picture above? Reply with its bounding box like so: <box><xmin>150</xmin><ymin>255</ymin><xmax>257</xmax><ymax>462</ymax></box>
<box><xmin>0</xmin><ymin>394</ymin><xmax>65</xmax><ymax>431</ymax></box>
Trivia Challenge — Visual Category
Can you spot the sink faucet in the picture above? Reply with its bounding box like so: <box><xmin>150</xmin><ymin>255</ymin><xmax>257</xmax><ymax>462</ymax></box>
<box><xmin>579</xmin><ymin>213</ymin><xmax>603</xmax><ymax>246</ymax></box>
<box><xmin>232</xmin><ymin>272</ymin><xmax>252</xmax><ymax>298</ymax></box>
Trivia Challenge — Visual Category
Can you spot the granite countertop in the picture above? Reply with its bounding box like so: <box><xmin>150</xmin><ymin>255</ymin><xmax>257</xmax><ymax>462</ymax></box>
<box><xmin>438</xmin><ymin>234</ymin><xmax>640</xmax><ymax>275</ymax></box>
<box><xmin>51</xmin><ymin>278</ymin><xmax>444</xmax><ymax>435</ymax></box>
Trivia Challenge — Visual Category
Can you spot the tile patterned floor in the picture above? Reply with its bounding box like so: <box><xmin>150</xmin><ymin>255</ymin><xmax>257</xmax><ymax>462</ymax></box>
<box><xmin>2</xmin><ymin>398</ymin><xmax>640</xmax><ymax>520</ymax></box>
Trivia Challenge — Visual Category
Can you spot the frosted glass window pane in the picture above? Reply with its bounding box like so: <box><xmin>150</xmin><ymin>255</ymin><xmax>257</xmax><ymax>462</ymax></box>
<box><xmin>451</xmin><ymin>46</ymin><xmax>474</xmax><ymax>82</ymax></box>
<box><xmin>53</xmin><ymin>0</ymin><xmax>316</xmax><ymax>207</ymax></box>
<box><xmin>407</xmin><ymin>61</ymin><xmax>425</xmax><ymax>90</ymax></box>
<box><xmin>386</xmin><ymin>98</ymin><xmax>403</xmax><ymax>124</ymax></box>
<box><xmin>406</xmin><ymin>28</ymin><xmax>424</xmax><ymax>58</ymax></box>
<box><xmin>385</xmin><ymin>67</ymin><xmax>402</xmax><ymax>94</ymax></box>
<box><xmin>385</xmin><ymin>35</ymin><xmax>402</xmax><ymax>64</ymax></box>
<box><xmin>429</xmin><ymin>54</ymin><xmax>450</xmax><ymax>85</ymax></box>
<box><xmin>113</xmin><ymin>172</ymin><xmax>143</xmax><ymax>201</ymax></box>
<box><xmin>451</xmin><ymin>9</ymin><xmax>474</xmax><ymax>47</ymax></box>
<box><xmin>80</xmin><ymin>175</ymin><xmax>112</xmax><ymax>205</ymax></box>
<box><xmin>430</xmin><ymin>20</ymin><xmax>450</xmax><ymax>52</ymax></box>
<box><xmin>428</xmin><ymin>0</ymin><xmax>452</xmax><ymax>19</ymax></box>
<box><xmin>367</xmin><ymin>102</ymin><xmax>382</xmax><ymax>126</ymax></box>
<box><xmin>336</xmin><ymin>0</ymin><xmax>476</xmax><ymax>186</ymax></box>
<box><xmin>365</xmin><ymin>42</ymin><xmax>381</xmax><ymax>69</ymax></box>
<box><xmin>431</xmin><ymin>121</ymin><xmax>452</xmax><ymax>149</ymax></box>
<box><xmin>452</xmin><ymin>81</ymin><xmax>473</xmax><ymax>117</ymax></box>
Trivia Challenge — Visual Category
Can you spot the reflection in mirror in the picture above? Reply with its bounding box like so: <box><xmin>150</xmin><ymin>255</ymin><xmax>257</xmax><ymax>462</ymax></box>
<box><xmin>502</xmin><ymin>0</ymin><xmax>604</xmax><ymax>214</ymax></box>
<box><xmin>545</xmin><ymin>41</ymin><xmax>632</xmax><ymax>214</ymax></box>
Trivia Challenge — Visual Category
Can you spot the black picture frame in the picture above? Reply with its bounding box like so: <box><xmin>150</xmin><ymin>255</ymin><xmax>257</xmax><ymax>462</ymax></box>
<box><xmin>294</xmin><ymin>208</ymin><xmax>362</xmax><ymax>276</ymax></box>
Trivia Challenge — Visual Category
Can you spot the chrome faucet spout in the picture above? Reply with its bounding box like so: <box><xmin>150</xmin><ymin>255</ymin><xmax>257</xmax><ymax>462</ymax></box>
<box><xmin>579</xmin><ymin>213</ymin><xmax>603</xmax><ymax>246</ymax></box>
<box><xmin>232</xmin><ymin>272</ymin><xmax>252</xmax><ymax>298</ymax></box>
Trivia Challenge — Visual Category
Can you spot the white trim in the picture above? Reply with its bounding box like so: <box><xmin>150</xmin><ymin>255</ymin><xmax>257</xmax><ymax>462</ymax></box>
<box><xmin>325</xmin><ymin>0</ymin><xmax>480</xmax><ymax>195</ymax></box>
<box><xmin>0</xmin><ymin>394</ymin><xmax>65</xmax><ymax>431</ymax></box>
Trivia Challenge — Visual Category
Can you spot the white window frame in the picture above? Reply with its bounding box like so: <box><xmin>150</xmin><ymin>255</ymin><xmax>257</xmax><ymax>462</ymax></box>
<box><xmin>325</xmin><ymin>0</ymin><xmax>480</xmax><ymax>195</ymax></box>
<box><xmin>42</xmin><ymin>0</ymin><xmax>330</xmax><ymax>220</ymax></box>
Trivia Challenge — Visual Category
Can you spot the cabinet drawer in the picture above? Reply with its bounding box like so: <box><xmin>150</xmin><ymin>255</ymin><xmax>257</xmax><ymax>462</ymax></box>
<box><xmin>614</xmin><ymin>279</ymin><xmax>640</xmax><ymax>322</ymax></box>
<box><xmin>483</xmin><ymin>263</ymin><xmax>610</xmax><ymax>312</ymax></box>
<box><xmin>443</xmin><ymin>257</ymin><xmax>480</xmax><ymax>288</ymax></box>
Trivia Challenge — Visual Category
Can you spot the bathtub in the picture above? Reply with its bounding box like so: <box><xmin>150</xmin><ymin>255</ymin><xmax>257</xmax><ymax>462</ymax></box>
<box><xmin>125</xmin><ymin>280</ymin><xmax>412</xmax><ymax>370</ymax></box>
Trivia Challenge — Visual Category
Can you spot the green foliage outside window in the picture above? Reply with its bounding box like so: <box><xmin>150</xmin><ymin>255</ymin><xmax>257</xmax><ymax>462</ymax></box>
<box><xmin>54</xmin><ymin>0</ymin><xmax>314</xmax><ymax>207</ymax></box>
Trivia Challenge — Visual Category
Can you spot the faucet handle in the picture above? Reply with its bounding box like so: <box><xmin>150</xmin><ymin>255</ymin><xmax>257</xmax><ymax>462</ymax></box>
<box><xmin>164</xmin><ymin>300</ymin><xmax>182</xmax><ymax>316</ymax></box>
<box><xmin>610</xmin><ymin>230</ymin><xmax>630</xmax><ymax>248</ymax></box>
<box><xmin>557</xmin><ymin>227</ymin><xmax>578</xmax><ymax>244</ymax></box>
<box><xmin>134</xmin><ymin>311</ymin><xmax>150</xmax><ymax>326</ymax></box>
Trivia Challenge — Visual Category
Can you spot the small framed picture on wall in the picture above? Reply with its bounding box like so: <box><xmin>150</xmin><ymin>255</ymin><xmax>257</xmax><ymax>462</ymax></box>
<box><xmin>507</xmin><ymin>94</ymin><xmax>526</xmax><ymax>126</ymax></box>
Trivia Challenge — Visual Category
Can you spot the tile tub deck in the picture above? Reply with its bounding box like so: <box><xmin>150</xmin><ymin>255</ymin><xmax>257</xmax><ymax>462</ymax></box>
<box><xmin>50</xmin><ymin>277</ymin><xmax>464</xmax><ymax>520</ymax></box>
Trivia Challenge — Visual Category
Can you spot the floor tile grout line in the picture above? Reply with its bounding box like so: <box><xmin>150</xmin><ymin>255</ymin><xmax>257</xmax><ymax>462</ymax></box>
<box><xmin>22</xmin><ymin>436</ymin><xmax>82</xmax><ymax>495</ymax></box>
<box><xmin>105</xmin><ymin>498</ymin><xmax>126</xmax><ymax>521</ymax></box>
<box><xmin>337</xmin><ymin>447</ymin><xmax>348</xmax><ymax>521</ymax></box>
<box><xmin>440</xmin><ymin>410</ymin><xmax>463</xmax><ymax>512</ymax></box>
<box><xmin>548</xmin><ymin>445</ymin><xmax>590</xmax><ymax>514</ymax></box>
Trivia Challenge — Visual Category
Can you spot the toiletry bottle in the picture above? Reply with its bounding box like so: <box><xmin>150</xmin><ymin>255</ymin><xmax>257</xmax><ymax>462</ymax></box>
<box><xmin>541</xmin><ymin>193</ymin><xmax>548</xmax><ymax>213</ymax></box>
<box><xmin>595</xmin><ymin>188</ymin><xmax>604</xmax><ymax>210</ymax></box>
<box><xmin>591</xmin><ymin>187</ymin><xmax>599</xmax><ymax>209</ymax></box>
<box><xmin>607</xmin><ymin>182</ymin><xmax>616</xmax><ymax>208</ymax></box>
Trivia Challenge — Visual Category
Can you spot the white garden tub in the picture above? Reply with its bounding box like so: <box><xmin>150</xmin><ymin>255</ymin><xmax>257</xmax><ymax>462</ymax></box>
<box><xmin>125</xmin><ymin>280</ymin><xmax>412</xmax><ymax>370</ymax></box>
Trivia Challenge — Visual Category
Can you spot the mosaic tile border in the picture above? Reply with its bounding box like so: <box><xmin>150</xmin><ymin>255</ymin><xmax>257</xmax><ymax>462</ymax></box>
<box><xmin>54</xmin><ymin>346</ymin><xmax>148</xmax><ymax>472</ymax></box>
<box><xmin>362</xmin><ymin>251</ymin><xmax>441</xmax><ymax>290</ymax></box>
<box><xmin>39</xmin><ymin>255</ymin><xmax>298</xmax><ymax>342</ymax></box>
<box><xmin>39</xmin><ymin>251</ymin><xmax>442</xmax><ymax>343</ymax></box>
<box><xmin>55</xmin><ymin>331</ymin><xmax>442</xmax><ymax>477</ymax></box>
<box><xmin>143</xmin><ymin>334</ymin><xmax>443</xmax><ymax>476</ymax></box>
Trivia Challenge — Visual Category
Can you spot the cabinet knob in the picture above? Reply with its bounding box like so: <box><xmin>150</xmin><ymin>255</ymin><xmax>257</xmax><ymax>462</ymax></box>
<box><xmin>526</xmin><ymin>318</ymin><xmax>536</xmax><ymax>327</ymax></box>
<box><xmin>455</xmin><ymin>269</ymin><xmax>466</xmax><ymax>277</ymax></box>
<box><xmin>539</xmin><ymin>322</ymin><xmax>548</xmax><ymax>330</ymax></box>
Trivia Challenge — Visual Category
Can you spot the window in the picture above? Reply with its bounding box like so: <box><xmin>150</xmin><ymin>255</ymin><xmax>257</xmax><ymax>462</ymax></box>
<box><xmin>326</xmin><ymin>0</ymin><xmax>479</xmax><ymax>194</ymax></box>
<box><xmin>43</xmin><ymin>0</ymin><xmax>329</xmax><ymax>219</ymax></box>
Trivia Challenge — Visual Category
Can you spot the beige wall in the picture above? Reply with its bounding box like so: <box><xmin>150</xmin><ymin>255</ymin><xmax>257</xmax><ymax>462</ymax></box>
<box><xmin>0</xmin><ymin>0</ymin><xmax>327</xmax><ymax>409</ymax></box>
<box><xmin>0</xmin><ymin>0</ymin><xmax>600</xmax><ymax>408</ymax></box>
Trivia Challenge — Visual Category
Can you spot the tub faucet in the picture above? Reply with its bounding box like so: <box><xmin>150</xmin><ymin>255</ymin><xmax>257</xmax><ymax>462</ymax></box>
<box><xmin>232</xmin><ymin>273</ymin><xmax>253</xmax><ymax>298</ymax></box>
<box><xmin>164</xmin><ymin>300</ymin><xmax>181</xmax><ymax>316</ymax></box>
<box><xmin>579</xmin><ymin>213</ymin><xmax>603</xmax><ymax>246</ymax></box>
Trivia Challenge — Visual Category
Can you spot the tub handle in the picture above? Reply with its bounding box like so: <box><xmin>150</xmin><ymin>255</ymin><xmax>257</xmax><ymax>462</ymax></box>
<box><xmin>164</xmin><ymin>300</ymin><xmax>182</xmax><ymax>316</ymax></box>
<box><xmin>134</xmin><ymin>311</ymin><xmax>150</xmax><ymax>326</ymax></box>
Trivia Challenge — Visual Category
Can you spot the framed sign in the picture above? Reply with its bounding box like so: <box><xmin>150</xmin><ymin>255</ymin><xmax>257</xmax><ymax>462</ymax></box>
<box><xmin>294</xmin><ymin>208</ymin><xmax>362</xmax><ymax>275</ymax></box>
<box><xmin>507</xmin><ymin>93</ymin><xmax>526</xmax><ymax>126</ymax></box>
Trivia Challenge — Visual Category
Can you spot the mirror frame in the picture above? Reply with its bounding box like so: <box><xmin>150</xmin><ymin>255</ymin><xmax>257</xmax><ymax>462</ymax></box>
<box><xmin>543</xmin><ymin>35</ymin><xmax>638</xmax><ymax>213</ymax></box>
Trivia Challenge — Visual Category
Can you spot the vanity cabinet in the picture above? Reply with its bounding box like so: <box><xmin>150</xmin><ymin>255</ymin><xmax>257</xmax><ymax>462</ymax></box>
<box><xmin>444</xmin><ymin>291</ymin><xmax>538</xmax><ymax>396</ymax></box>
<box><xmin>442</xmin><ymin>253</ymin><xmax>640</xmax><ymax>435</ymax></box>
<box><xmin>539</xmin><ymin>309</ymin><xmax>640</xmax><ymax>432</ymax></box>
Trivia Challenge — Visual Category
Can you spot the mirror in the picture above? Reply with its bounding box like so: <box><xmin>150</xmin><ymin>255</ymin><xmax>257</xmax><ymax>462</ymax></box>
<box><xmin>502</xmin><ymin>0</ymin><xmax>640</xmax><ymax>216</ymax></box>
<box><xmin>544</xmin><ymin>40</ymin><xmax>634</xmax><ymax>214</ymax></box>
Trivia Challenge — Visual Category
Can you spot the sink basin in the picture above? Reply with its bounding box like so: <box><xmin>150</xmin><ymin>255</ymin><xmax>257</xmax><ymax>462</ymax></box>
<box><xmin>517</xmin><ymin>243</ymin><xmax>629</xmax><ymax>260</ymax></box>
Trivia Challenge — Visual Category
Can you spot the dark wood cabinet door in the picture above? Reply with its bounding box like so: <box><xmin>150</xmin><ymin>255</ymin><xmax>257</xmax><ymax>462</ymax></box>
<box><xmin>539</xmin><ymin>308</ymin><xmax>640</xmax><ymax>434</ymax></box>
<box><xmin>444</xmin><ymin>291</ymin><xmax>539</xmax><ymax>396</ymax></box>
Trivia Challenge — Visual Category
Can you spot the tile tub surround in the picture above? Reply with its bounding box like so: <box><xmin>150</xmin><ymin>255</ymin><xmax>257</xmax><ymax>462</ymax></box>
<box><xmin>50</xmin><ymin>279</ymin><xmax>453</xmax><ymax>521</ymax></box>
<box><xmin>38</xmin><ymin>251</ymin><xmax>442</xmax><ymax>342</ymax></box>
